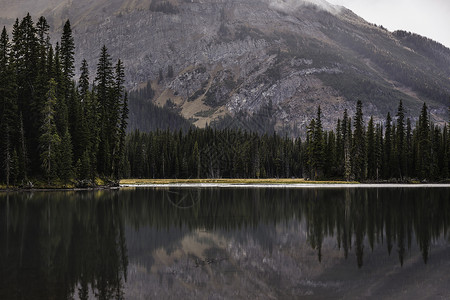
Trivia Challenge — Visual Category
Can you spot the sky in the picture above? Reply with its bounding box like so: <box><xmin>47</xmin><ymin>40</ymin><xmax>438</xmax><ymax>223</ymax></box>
<box><xmin>327</xmin><ymin>0</ymin><xmax>450</xmax><ymax>48</ymax></box>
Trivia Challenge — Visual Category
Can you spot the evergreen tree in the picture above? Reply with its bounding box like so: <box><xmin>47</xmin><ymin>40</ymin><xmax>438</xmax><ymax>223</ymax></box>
<box><xmin>192</xmin><ymin>141</ymin><xmax>200</xmax><ymax>178</ymax></box>
<box><xmin>112</xmin><ymin>59</ymin><xmax>126</xmax><ymax>178</ymax></box>
<box><xmin>335</xmin><ymin>118</ymin><xmax>343</xmax><ymax>175</ymax></box>
<box><xmin>375</xmin><ymin>124</ymin><xmax>383</xmax><ymax>180</ymax></box>
<box><xmin>116</xmin><ymin>92</ymin><xmax>128</xmax><ymax>178</ymax></box>
<box><xmin>417</xmin><ymin>103</ymin><xmax>431</xmax><ymax>179</ymax></box>
<box><xmin>342</xmin><ymin>109</ymin><xmax>352</xmax><ymax>181</ymax></box>
<box><xmin>406</xmin><ymin>118</ymin><xmax>413</xmax><ymax>178</ymax></box>
<box><xmin>0</xmin><ymin>27</ymin><xmax>18</xmax><ymax>185</ymax></box>
<box><xmin>95</xmin><ymin>45</ymin><xmax>114</xmax><ymax>176</ymax></box>
<box><xmin>443</xmin><ymin>124</ymin><xmax>449</xmax><ymax>178</ymax></box>
<box><xmin>352</xmin><ymin>100</ymin><xmax>366</xmax><ymax>180</ymax></box>
<box><xmin>53</xmin><ymin>42</ymin><xmax>69</xmax><ymax>137</ymax></box>
<box><xmin>306</xmin><ymin>118</ymin><xmax>316</xmax><ymax>179</ymax></box>
<box><xmin>383</xmin><ymin>113</ymin><xmax>393</xmax><ymax>178</ymax></box>
<box><xmin>39</xmin><ymin>78</ymin><xmax>61</xmax><ymax>181</ymax></box>
<box><xmin>366</xmin><ymin>116</ymin><xmax>375</xmax><ymax>179</ymax></box>
<box><xmin>395</xmin><ymin>100</ymin><xmax>406</xmax><ymax>179</ymax></box>
<box><xmin>60</xmin><ymin>20</ymin><xmax>75</xmax><ymax>80</ymax></box>
<box><xmin>58</xmin><ymin>127</ymin><xmax>74</xmax><ymax>182</ymax></box>
<box><xmin>313</xmin><ymin>106</ymin><xmax>325</xmax><ymax>179</ymax></box>
<box><xmin>14</xmin><ymin>14</ymin><xmax>40</xmax><ymax>174</ymax></box>
<box><xmin>35</xmin><ymin>17</ymin><xmax>51</xmax><ymax>130</ymax></box>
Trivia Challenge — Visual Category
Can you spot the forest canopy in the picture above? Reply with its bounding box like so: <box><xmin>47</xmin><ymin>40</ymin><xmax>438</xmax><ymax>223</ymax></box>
<box><xmin>0</xmin><ymin>14</ymin><xmax>128</xmax><ymax>187</ymax></box>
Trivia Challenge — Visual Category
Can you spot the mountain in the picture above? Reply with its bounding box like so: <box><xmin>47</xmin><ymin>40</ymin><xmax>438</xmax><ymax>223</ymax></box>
<box><xmin>2</xmin><ymin>0</ymin><xmax>449</xmax><ymax>133</ymax></box>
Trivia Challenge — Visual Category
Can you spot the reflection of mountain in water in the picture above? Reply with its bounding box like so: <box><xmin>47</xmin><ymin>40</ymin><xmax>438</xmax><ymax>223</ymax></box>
<box><xmin>122</xmin><ymin>187</ymin><xmax>450</xmax><ymax>268</ymax></box>
<box><xmin>0</xmin><ymin>187</ymin><xmax>449</xmax><ymax>299</ymax></box>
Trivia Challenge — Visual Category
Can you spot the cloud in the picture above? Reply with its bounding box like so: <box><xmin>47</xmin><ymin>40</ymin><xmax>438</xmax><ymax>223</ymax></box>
<box><xmin>267</xmin><ymin>0</ymin><xmax>341</xmax><ymax>14</ymax></box>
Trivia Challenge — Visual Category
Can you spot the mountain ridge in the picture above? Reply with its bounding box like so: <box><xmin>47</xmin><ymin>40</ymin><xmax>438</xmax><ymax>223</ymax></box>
<box><xmin>1</xmin><ymin>0</ymin><xmax>449</xmax><ymax>132</ymax></box>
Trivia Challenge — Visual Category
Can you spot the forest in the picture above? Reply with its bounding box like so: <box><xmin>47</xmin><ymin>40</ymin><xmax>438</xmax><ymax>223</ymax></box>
<box><xmin>125</xmin><ymin>100</ymin><xmax>450</xmax><ymax>182</ymax></box>
<box><xmin>0</xmin><ymin>15</ymin><xmax>449</xmax><ymax>187</ymax></box>
<box><xmin>0</xmin><ymin>15</ymin><xmax>128</xmax><ymax>187</ymax></box>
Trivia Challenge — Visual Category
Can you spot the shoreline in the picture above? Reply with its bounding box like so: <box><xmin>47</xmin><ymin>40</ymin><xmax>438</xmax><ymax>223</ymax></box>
<box><xmin>120</xmin><ymin>183</ymin><xmax>450</xmax><ymax>188</ymax></box>
<box><xmin>1</xmin><ymin>178</ymin><xmax>449</xmax><ymax>192</ymax></box>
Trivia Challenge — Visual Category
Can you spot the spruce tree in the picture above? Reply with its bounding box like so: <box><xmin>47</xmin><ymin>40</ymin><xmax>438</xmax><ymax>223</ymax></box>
<box><xmin>443</xmin><ymin>124</ymin><xmax>449</xmax><ymax>178</ymax></box>
<box><xmin>58</xmin><ymin>127</ymin><xmax>74</xmax><ymax>182</ymax></box>
<box><xmin>14</xmin><ymin>14</ymin><xmax>40</xmax><ymax>174</ymax></box>
<box><xmin>116</xmin><ymin>92</ymin><xmax>128</xmax><ymax>178</ymax></box>
<box><xmin>417</xmin><ymin>103</ymin><xmax>431</xmax><ymax>179</ymax></box>
<box><xmin>95</xmin><ymin>45</ymin><xmax>114</xmax><ymax>176</ymax></box>
<box><xmin>366</xmin><ymin>116</ymin><xmax>375</xmax><ymax>179</ymax></box>
<box><xmin>352</xmin><ymin>100</ymin><xmax>366</xmax><ymax>180</ymax></box>
<box><xmin>313</xmin><ymin>106</ymin><xmax>325</xmax><ymax>178</ymax></box>
<box><xmin>375</xmin><ymin>124</ymin><xmax>383</xmax><ymax>180</ymax></box>
<box><xmin>0</xmin><ymin>27</ymin><xmax>17</xmax><ymax>185</ymax></box>
<box><xmin>383</xmin><ymin>113</ymin><xmax>393</xmax><ymax>178</ymax></box>
<box><xmin>335</xmin><ymin>118</ymin><xmax>343</xmax><ymax>175</ymax></box>
<box><xmin>39</xmin><ymin>78</ymin><xmax>61</xmax><ymax>181</ymax></box>
<box><xmin>60</xmin><ymin>20</ymin><xmax>75</xmax><ymax>80</ymax></box>
<box><xmin>53</xmin><ymin>42</ymin><xmax>69</xmax><ymax>137</ymax></box>
<box><xmin>395</xmin><ymin>100</ymin><xmax>406</xmax><ymax>179</ymax></box>
<box><xmin>342</xmin><ymin>109</ymin><xmax>352</xmax><ymax>181</ymax></box>
<box><xmin>406</xmin><ymin>118</ymin><xmax>413</xmax><ymax>177</ymax></box>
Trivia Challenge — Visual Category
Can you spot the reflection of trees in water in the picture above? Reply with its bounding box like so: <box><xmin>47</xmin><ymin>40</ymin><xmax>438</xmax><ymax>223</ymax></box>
<box><xmin>0</xmin><ymin>191</ymin><xmax>128</xmax><ymax>300</ymax></box>
<box><xmin>122</xmin><ymin>187</ymin><xmax>450</xmax><ymax>268</ymax></box>
<box><xmin>0</xmin><ymin>187</ymin><xmax>449</xmax><ymax>299</ymax></box>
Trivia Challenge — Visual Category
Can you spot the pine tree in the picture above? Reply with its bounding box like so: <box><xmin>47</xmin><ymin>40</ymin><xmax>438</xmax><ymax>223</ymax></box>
<box><xmin>192</xmin><ymin>141</ymin><xmax>200</xmax><ymax>178</ymax></box>
<box><xmin>14</xmin><ymin>14</ymin><xmax>40</xmax><ymax>174</ymax></box>
<box><xmin>383</xmin><ymin>113</ymin><xmax>393</xmax><ymax>179</ymax></box>
<box><xmin>78</xmin><ymin>59</ymin><xmax>91</xmax><ymax>153</ymax></box>
<box><xmin>417</xmin><ymin>103</ymin><xmax>431</xmax><ymax>179</ymax></box>
<box><xmin>111</xmin><ymin>59</ymin><xmax>126</xmax><ymax>178</ymax></box>
<box><xmin>60</xmin><ymin>20</ymin><xmax>75</xmax><ymax>80</ymax></box>
<box><xmin>306</xmin><ymin>118</ymin><xmax>316</xmax><ymax>179</ymax></box>
<box><xmin>39</xmin><ymin>78</ymin><xmax>61</xmax><ymax>181</ymax></box>
<box><xmin>35</xmin><ymin>17</ymin><xmax>51</xmax><ymax>130</ymax></box>
<box><xmin>313</xmin><ymin>106</ymin><xmax>325</xmax><ymax>179</ymax></box>
<box><xmin>116</xmin><ymin>92</ymin><xmax>128</xmax><ymax>178</ymax></box>
<box><xmin>396</xmin><ymin>100</ymin><xmax>406</xmax><ymax>179</ymax></box>
<box><xmin>443</xmin><ymin>124</ymin><xmax>449</xmax><ymax>178</ymax></box>
<box><xmin>366</xmin><ymin>116</ymin><xmax>375</xmax><ymax>179</ymax></box>
<box><xmin>0</xmin><ymin>27</ymin><xmax>17</xmax><ymax>185</ymax></box>
<box><xmin>406</xmin><ymin>118</ymin><xmax>413</xmax><ymax>178</ymax></box>
<box><xmin>58</xmin><ymin>127</ymin><xmax>74</xmax><ymax>182</ymax></box>
<box><xmin>342</xmin><ymin>109</ymin><xmax>352</xmax><ymax>181</ymax></box>
<box><xmin>335</xmin><ymin>118</ymin><xmax>343</xmax><ymax>175</ymax></box>
<box><xmin>375</xmin><ymin>124</ymin><xmax>383</xmax><ymax>180</ymax></box>
<box><xmin>352</xmin><ymin>100</ymin><xmax>366</xmax><ymax>180</ymax></box>
<box><xmin>95</xmin><ymin>45</ymin><xmax>114</xmax><ymax>176</ymax></box>
<box><xmin>79</xmin><ymin>59</ymin><xmax>90</xmax><ymax>99</ymax></box>
<box><xmin>53</xmin><ymin>42</ymin><xmax>69</xmax><ymax>137</ymax></box>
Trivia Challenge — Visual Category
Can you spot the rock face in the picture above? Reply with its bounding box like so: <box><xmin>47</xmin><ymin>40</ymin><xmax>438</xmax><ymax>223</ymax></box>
<box><xmin>3</xmin><ymin>0</ymin><xmax>450</xmax><ymax>132</ymax></box>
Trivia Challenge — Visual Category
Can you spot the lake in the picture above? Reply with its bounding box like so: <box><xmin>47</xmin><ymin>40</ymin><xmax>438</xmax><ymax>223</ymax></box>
<box><xmin>1</xmin><ymin>186</ymin><xmax>449</xmax><ymax>299</ymax></box>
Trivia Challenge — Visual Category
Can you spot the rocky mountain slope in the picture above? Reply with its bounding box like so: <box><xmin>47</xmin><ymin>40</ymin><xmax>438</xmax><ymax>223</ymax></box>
<box><xmin>2</xmin><ymin>0</ymin><xmax>449</xmax><ymax>132</ymax></box>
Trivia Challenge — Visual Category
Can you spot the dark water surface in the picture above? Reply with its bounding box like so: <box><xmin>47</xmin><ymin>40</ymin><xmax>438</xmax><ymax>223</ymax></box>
<box><xmin>1</xmin><ymin>187</ymin><xmax>450</xmax><ymax>299</ymax></box>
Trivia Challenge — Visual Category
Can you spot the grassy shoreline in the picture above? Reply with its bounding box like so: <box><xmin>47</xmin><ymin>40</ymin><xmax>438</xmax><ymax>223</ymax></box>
<box><xmin>120</xmin><ymin>178</ymin><xmax>359</xmax><ymax>185</ymax></box>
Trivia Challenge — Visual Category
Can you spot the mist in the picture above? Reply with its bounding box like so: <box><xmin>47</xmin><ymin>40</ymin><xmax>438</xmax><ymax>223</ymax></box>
<box><xmin>267</xmin><ymin>0</ymin><xmax>341</xmax><ymax>14</ymax></box>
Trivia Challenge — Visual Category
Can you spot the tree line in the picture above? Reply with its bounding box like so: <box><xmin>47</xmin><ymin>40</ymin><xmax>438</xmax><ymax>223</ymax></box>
<box><xmin>0</xmin><ymin>15</ymin><xmax>128</xmax><ymax>187</ymax></box>
<box><xmin>125</xmin><ymin>100</ymin><xmax>449</xmax><ymax>181</ymax></box>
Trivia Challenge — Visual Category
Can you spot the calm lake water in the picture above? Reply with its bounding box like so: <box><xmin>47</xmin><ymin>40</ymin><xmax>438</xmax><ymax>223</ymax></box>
<box><xmin>1</xmin><ymin>186</ymin><xmax>450</xmax><ymax>299</ymax></box>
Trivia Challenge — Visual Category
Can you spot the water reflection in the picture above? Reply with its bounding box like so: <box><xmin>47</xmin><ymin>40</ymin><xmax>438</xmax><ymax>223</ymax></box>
<box><xmin>0</xmin><ymin>187</ymin><xmax>449</xmax><ymax>299</ymax></box>
<box><xmin>124</xmin><ymin>188</ymin><xmax>449</xmax><ymax>267</ymax></box>
<box><xmin>0</xmin><ymin>191</ymin><xmax>128</xmax><ymax>300</ymax></box>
